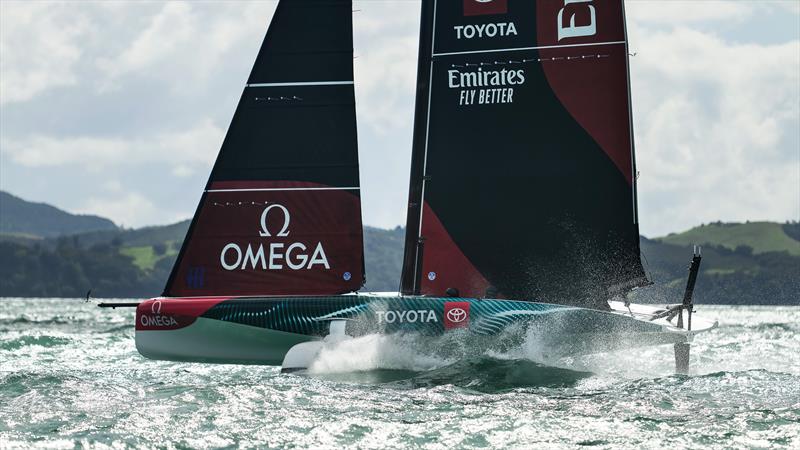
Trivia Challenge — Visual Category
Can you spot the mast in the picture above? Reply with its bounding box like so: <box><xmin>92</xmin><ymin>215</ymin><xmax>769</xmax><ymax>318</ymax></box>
<box><xmin>400</xmin><ymin>0</ymin><xmax>648</xmax><ymax>306</ymax></box>
<box><xmin>400</xmin><ymin>0</ymin><xmax>437</xmax><ymax>295</ymax></box>
<box><xmin>164</xmin><ymin>0</ymin><xmax>365</xmax><ymax>298</ymax></box>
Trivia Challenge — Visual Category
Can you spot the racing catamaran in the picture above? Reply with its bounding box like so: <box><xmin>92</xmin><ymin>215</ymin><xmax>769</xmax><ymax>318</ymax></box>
<box><xmin>109</xmin><ymin>0</ymin><xmax>716</xmax><ymax>373</ymax></box>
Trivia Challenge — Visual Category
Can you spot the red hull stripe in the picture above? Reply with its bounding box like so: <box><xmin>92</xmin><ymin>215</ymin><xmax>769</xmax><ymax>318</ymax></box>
<box><xmin>136</xmin><ymin>297</ymin><xmax>230</xmax><ymax>331</ymax></box>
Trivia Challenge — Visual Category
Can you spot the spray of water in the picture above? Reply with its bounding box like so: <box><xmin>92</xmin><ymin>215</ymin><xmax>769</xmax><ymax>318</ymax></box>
<box><xmin>307</xmin><ymin>333</ymin><xmax>453</xmax><ymax>374</ymax></box>
<box><xmin>304</xmin><ymin>320</ymin><xmax>574</xmax><ymax>375</ymax></box>
<box><xmin>303</xmin><ymin>308</ymin><xmax>692</xmax><ymax>385</ymax></box>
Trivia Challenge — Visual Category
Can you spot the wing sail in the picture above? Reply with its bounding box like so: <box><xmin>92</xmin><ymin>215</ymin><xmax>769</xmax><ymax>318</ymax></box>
<box><xmin>401</xmin><ymin>0</ymin><xmax>648</xmax><ymax>307</ymax></box>
<box><xmin>165</xmin><ymin>0</ymin><xmax>364</xmax><ymax>297</ymax></box>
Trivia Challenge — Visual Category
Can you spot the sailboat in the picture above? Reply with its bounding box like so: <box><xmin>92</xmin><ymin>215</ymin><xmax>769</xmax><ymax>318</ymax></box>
<box><xmin>115</xmin><ymin>0</ymin><xmax>717</xmax><ymax>373</ymax></box>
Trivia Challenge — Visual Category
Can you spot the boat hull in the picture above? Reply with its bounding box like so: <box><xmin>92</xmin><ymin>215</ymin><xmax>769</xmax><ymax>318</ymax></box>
<box><xmin>134</xmin><ymin>295</ymin><xmax>715</xmax><ymax>366</ymax></box>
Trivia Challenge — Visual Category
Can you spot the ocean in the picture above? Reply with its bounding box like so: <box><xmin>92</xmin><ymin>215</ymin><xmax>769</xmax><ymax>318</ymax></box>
<box><xmin>1</xmin><ymin>299</ymin><xmax>798</xmax><ymax>449</ymax></box>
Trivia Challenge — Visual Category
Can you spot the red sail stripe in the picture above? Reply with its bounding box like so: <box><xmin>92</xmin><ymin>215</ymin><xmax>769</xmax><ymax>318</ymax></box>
<box><xmin>167</xmin><ymin>181</ymin><xmax>364</xmax><ymax>297</ymax></box>
<box><xmin>420</xmin><ymin>202</ymin><xmax>492</xmax><ymax>298</ymax></box>
<box><xmin>537</xmin><ymin>1</ymin><xmax>633</xmax><ymax>185</ymax></box>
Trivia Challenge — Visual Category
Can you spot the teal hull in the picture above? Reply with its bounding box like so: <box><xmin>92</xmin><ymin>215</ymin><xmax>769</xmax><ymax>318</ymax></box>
<box><xmin>135</xmin><ymin>295</ymin><xmax>689</xmax><ymax>365</ymax></box>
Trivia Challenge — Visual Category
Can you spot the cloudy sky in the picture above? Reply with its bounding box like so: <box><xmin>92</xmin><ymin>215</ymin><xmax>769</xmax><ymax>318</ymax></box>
<box><xmin>1</xmin><ymin>0</ymin><xmax>798</xmax><ymax>237</ymax></box>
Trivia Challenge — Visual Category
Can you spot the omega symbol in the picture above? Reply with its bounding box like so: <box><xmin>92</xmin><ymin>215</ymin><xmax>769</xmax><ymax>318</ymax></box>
<box><xmin>259</xmin><ymin>203</ymin><xmax>291</xmax><ymax>237</ymax></box>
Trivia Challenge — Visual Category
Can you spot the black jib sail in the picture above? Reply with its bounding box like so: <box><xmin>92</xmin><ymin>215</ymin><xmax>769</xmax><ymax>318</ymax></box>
<box><xmin>401</xmin><ymin>0</ymin><xmax>649</xmax><ymax>307</ymax></box>
<box><xmin>165</xmin><ymin>0</ymin><xmax>365</xmax><ymax>297</ymax></box>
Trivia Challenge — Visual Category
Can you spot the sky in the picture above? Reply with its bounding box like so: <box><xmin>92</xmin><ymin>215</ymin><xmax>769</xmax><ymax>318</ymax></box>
<box><xmin>1</xmin><ymin>0</ymin><xmax>798</xmax><ymax>237</ymax></box>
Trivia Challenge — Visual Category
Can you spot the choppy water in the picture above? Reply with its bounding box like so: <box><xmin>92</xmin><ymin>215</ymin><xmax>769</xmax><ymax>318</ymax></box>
<box><xmin>1</xmin><ymin>299</ymin><xmax>798</xmax><ymax>449</ymax></box>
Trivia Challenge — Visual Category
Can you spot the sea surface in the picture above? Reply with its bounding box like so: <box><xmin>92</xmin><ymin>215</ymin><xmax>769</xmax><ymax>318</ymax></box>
<box><xmin>0</xmin><ymin>299</ymin><xmax>798</xmax><ymax>449</ymax></box>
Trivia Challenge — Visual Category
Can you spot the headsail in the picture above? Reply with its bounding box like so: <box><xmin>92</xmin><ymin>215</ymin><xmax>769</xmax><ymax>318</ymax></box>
<box><xmin>165</xmin><ymin>0</ymin><xmax>364</xmax><ymax>297</ymax></box>
<box><xmin>401</xmin><ymin>0</ymin><xmax>648</xmax><ymax>307</ymax></box>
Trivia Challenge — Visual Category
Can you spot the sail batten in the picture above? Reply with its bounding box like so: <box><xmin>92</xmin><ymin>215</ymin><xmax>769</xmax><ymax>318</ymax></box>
<box><xmin>206</xmin><ymin>187</ymin><xmax>360</xmax><ymax>193</ymax></box>
<box><xmin>401</xmin><ymin>0</ymin><xmax>647</xmax><ymax>307</ymax></box>
<box><xmin>247</xmin><ymin>81</ymin><xmax>354</xmax><ymax>87</ymax></box>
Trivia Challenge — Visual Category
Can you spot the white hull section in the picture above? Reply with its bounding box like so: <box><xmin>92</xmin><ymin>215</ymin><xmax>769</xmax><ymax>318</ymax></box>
<box><xmin>136</xmin><ymin>317</ymin><xmax>314</xmax><ymax>365</ymax></box>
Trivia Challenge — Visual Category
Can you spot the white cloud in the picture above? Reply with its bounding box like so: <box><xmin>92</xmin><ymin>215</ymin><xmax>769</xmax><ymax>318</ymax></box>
<box><xmin>0</xmin><ymin>0</ymin><xmax>277</xmax><ymax>102</ymax></box>
<box><xmin>97</xmin><ymin>1</ymin><xmax>275</xmax><ymax>93</ymax></box>
<box><xmin>626</xmin><ymin>1</ymin><xmax>755</xmax><ymax>25</ymax></box>
<box><xmin>629</xmin><ymin>22</ymin><xmax>800</xmax><ymax>235</ymax></box>
<box><xmin>353</xmin><ymin>3</ymin><xmax>419</xmax><ymax>133</ymax></box>
<box><xmin>627</xmin><ymin>0</ymin><xmax>800</xmax><ymax>26</ymax></box>
<box><xmin>1</xmin><ymin>0</ymin><xmax>798</xmax><ymax>233</ymax></box>
<box><xmin>0</xmin><ymin>2</ymin><xmax>89</xmax><ymax>104</ymax></box>
<box><xmin>171</xmin><ymin>165</ymin><xmax>195</xmax><ymax>178</ymax></box>
<box><xmin>77</xmin><ymin>192</ymin><xmax>158</xmax><ymax>228</ymax></box>
<box><xmin>1</xmin><ymin>119</ymin><xmax>224</xmax><ymax>173</ymax></box>
<box><xmin>109</xmin><ymin>2</ymin><xmax>196</xmax><ymax>74</ymax></box>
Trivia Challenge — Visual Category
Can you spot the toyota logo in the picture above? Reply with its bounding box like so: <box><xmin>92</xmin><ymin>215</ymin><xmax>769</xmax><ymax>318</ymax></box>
<box><xmin>151</xmin><ymin>300</ymin><xmax>162</xmax><ymax>315</ymax></box>
<box><xmin>446</xmin><ymin>307</ymin><xmax>467</xmax><ymax>323</ymax></box>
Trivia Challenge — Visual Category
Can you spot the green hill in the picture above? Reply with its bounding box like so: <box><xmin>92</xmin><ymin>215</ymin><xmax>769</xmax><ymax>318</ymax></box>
<box><xmin>635</xmin><ymin>238</ymin><xmax>799</xmax><ymax>305</ymax></box>
<box><xmin>1</xmin><ymin>221</ymin><xmax>797</xmax><ymax>304</ymax></box>
<box><xmin>0</xmin><ymin>218</ymin><xmax>409</xmax><ymax>298</ymax></box>
<box><xmin>658</xmin><ymin>221</ymin><xmax>800</xmax><ymax>256</ymax></box>
<box><xmin>0</xmin><ymin>191</ymin><xmax>117</xmax><ymax>238</ymax></box>
<box><xmin>363</xmin><ymin>226</ymin><xmax>405</xmax><ymax>292</ymax></box>
<box><xmin>69</xmin><ymin>220</ymin><xmax>190</xmax><ymax>249</ymax></box>
<box><xmin>72</xmin><ymin>221</ymin><xmax>190</xmax><ymax>271</ymax></box>
<box><xmin>0</xmin><ymin>192</ymin><xmax>796</xmax><ymax>304</ymax></box>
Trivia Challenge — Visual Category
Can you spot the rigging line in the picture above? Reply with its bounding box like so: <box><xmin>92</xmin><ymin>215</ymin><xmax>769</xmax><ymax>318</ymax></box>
<box><xmin>418</xmin><ymin>61</ymin><xmax>434</xmax><ymax>240</ymax></box>
<box><xmin>433</xmin><ymin>40</ymin><xmax>626</xmax><ymax>57</ymax></box>
<box><xmin>621</xmin><ymin>0</ymin><xmax>639</xmax><ymax>225</ymax></box>
<box><xmin>451</xmin><ymin>54</ymin><xmax>611</xmax><ymax>68</ymax></box>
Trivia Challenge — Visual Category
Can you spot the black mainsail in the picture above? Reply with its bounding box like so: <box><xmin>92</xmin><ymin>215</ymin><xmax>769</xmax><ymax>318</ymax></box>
<box><xmin>401</xmin><ymin>0</ymin><xmax>648</xmax><ymax>307</ymax></box>
<box><xmin>165</xmin><ymin>0</ymin><xmax>365</xmax><ymax>297</ymax></box>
